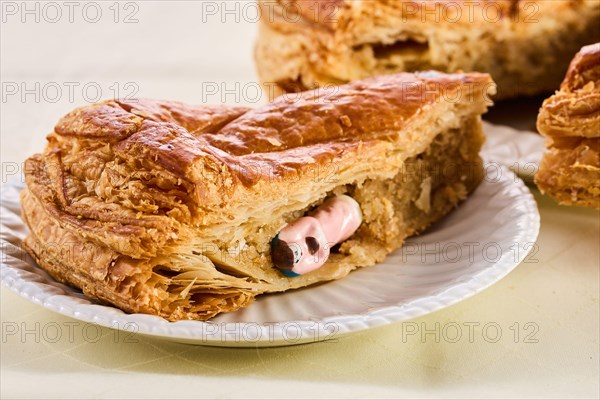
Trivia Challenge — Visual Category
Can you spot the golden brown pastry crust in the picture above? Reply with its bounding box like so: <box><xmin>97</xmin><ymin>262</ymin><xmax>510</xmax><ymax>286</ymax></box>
<box><xmin>255</xmin><ymin>0</ymin><xmax>600</xmax><ymax>100</ymax></box>
<box><xmin>536</xmin><ymin>43</ymin><xmax>600</xmax><ymax>208</ymax></box>
<box><xmin>21</xmin><ymin>72</ymin><xmax>494</xmax><ymax>320</ymax></box>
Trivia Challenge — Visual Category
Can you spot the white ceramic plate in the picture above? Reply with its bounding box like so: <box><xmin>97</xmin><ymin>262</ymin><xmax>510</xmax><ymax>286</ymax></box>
<box><xmin>1</xmin><ymin>156</ymin><xmax>539</xmax><ymax>347</ymax></box>
<box><xmin>482</xmin><ymin>121</ymin><xmax>545</xmax><ymax>182</ymax></box>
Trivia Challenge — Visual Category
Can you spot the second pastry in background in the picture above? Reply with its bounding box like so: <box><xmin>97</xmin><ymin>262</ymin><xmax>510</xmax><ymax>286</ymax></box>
<box><xmin>255</xmin><ymin>0</ymin><xmax>600</xmax><ymax>100</ymax></box>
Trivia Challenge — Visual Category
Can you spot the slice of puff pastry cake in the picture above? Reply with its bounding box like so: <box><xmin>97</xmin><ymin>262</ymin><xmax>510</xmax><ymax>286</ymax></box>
<box><xmin>20</xmin><ymin>72</ymin><xmax>495</xmax><ymax>321</ymax></box>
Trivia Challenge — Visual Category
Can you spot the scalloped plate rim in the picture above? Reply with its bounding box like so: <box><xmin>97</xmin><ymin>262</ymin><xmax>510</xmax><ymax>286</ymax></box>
<box><xmin>1</xmin><ymin>163</ymin><xmax>540</xmax><ymax>347</ymax></box>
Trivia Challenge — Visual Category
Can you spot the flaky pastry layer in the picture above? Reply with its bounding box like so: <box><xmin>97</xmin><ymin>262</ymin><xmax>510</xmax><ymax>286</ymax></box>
<box><xmin>536</xmin><ymin>43</ymin><xmax>600</xmax><ymax>209</ymax></box>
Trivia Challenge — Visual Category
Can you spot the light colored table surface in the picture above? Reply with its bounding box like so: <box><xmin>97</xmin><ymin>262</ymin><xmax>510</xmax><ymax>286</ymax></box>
<box><xmin>1</xmin><ymin>3</ymin><xmax>599</xmax><ymax>399</ymax></box>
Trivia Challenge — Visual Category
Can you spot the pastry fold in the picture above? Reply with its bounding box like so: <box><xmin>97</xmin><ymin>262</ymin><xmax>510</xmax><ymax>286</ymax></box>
<box><xmin>21</xmin><ymin>72</ymin><xmax>494</xmax><ymax>320</ymax></box>
<box><xmin>255</xmin><ymin>0</ymin><xmax>600</xmax><ymax>100</ymax></box>
<box><xmin>536</xmin><ymin>43</ymin><xmax>600</xmax><ymax>209</ymax></box>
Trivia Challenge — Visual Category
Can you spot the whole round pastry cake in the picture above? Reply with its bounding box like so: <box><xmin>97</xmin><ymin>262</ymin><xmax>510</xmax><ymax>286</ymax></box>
<box><xmin>20</xmin><ymin>72</ymin><xmax>495</xmax><ymax>320</ymax></box>
<box><xmin>254</xmin><ymin>0</ymin><xmax>600</xmax><ymax>100</ymax></box>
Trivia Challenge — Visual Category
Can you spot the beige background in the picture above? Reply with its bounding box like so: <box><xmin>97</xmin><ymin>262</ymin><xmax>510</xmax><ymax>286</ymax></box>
<box><xmin>1</xmin><ymin>2</ymin><xmax>599</xmax><ymax>399</ymax></box>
